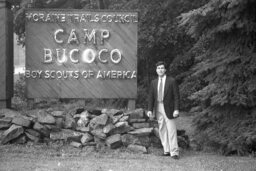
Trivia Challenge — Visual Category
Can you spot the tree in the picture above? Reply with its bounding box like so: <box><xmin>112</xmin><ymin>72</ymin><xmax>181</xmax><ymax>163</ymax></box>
<box><xmin>178</xmin><ymin>0</ymin><xmax>256</xmax><ymax>155</ymax></box>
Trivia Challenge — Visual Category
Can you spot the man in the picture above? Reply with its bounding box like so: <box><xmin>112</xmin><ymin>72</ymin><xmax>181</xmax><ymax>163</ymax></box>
<box><xmin>147</xmin><ymin>61</ymin><xmax>180</xmax><ymax>159</ymax></box>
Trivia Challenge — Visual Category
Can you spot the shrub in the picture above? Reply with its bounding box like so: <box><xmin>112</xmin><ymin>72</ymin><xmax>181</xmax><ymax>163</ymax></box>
<box><xmin>193</xmin><ymin>105</ymin><xmax>256</xmax><ymax>156</ymax></box>
<box><xmin>12</xmin><ymin>73</ymin><xmax>27</xmax><ymax>110</ymax></box>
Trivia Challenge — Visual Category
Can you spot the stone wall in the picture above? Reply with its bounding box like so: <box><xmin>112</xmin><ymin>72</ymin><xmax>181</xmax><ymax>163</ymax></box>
<box><xmin>0</xmin><ymin>107</ymin><xmax>189</xmax><ymax>153</ymax></box>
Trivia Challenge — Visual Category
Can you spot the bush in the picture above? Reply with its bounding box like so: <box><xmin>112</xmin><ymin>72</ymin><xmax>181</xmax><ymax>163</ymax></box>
<box><xmin>179</xmin><ymin>75</ymin><xmax>207</xmax><ymax>111</ymax></box>
<box><xmin>12</xmin><ymin>73</ymin><xmax>27</xmax><ymax>110</ymax></box>
<box><xmin>193</xmin><ymin>105</ymin><xmax>256</xmax><ymax>156</ymax></box>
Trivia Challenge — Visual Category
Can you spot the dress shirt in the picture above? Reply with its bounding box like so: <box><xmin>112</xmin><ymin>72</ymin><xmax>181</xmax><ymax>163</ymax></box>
<box><xmin>158</xmin><ymin>75</ymin><xmax>166</xmax><ymax>102</ymax></box>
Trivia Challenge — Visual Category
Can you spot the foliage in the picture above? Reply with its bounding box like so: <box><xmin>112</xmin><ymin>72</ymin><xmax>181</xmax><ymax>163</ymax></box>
<box><xmin>193</xmin><ymin>106</ymin><xmax>256</xmax><ymax>155</ymax></box>
<box><xmin>136</xmin><ymin>84</ymin><xmax>148</xmax><ymax>109</ymax></box>
<box><xmin>12</xmin><ymin>74</ymin><xmax>27</xmax><ymax>110</ymax></box>
<box><xmin>178</xmin><ymin>0</ymin><xmax>256</xmax><ymax>155</ymax></box>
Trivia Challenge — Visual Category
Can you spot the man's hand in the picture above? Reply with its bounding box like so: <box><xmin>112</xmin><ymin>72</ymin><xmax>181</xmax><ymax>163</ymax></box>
<box><xmin>173</xmin><ymin>110</ymin><xmax>179</xmax><ymax>118</ymax></box>
<box><xmin>147</xmin><ymin>111</ymin><xmax>153</xmax><ymax>119</ymax></box>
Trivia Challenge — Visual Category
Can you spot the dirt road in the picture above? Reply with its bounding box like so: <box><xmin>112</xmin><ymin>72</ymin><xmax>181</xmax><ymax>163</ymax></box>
<box><xmin>0</xmin><ymin>144</ymin><xmax>255</xmax><ymax>171</ymax></box>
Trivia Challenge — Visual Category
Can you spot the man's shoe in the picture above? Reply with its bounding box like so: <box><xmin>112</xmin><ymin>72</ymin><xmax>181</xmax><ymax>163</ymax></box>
<box><xmin>162</xmin><ymin>152</ymin><xmax>170</xmax><ymax>156</ymax></box>
<box><xmin>171</xmin><ymin>155</ymin><xmax>179</xmax><ymax>160</ymax></box>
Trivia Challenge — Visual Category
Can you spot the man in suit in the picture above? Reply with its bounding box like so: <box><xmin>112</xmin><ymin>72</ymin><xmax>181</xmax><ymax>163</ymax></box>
<box><xmin>147</xmin><ymin>61</ymin><xmax>180</xmax><ymax>159</ymax></box>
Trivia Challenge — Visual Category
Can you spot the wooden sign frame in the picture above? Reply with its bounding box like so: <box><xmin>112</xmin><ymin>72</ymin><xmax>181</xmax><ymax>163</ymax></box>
<box><xmin>25</xmin><ymin>9</ymin><xmax>138</xmax><ymax>99</ymax></box>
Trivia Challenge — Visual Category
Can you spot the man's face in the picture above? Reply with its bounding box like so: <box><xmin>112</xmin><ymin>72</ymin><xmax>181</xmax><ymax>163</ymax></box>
<box><xmin>156</xmin><ymin>64</ymin><xmax>166</xmax><ymax>77</ymax></box>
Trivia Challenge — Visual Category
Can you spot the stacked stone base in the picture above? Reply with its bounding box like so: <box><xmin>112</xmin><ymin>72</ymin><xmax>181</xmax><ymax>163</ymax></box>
<box><xmin>0</xmin><ymin>108</ymin><xmax>190</xmax><ymax>153</ymax></box>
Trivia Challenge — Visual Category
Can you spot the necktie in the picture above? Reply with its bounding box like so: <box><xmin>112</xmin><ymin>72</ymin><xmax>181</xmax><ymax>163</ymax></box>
<box><xmin>158</xmin><ymin>78</ymin><xmax>163</xmax><ymax>102</ymax></box>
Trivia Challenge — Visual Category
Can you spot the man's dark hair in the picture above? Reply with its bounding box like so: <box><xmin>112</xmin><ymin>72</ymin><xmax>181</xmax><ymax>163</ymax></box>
<box><xmin>156</xmin><ymin>61</ymin><xmax>166</xmax><ymax>68</ymax></box>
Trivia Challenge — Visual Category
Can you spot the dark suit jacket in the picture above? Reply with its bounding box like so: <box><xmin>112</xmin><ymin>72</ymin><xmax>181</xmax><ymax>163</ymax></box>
<box><xmin>148</xmin><ymin>76</ymin><xmax>180</xmax><ymax>119</ymax></box>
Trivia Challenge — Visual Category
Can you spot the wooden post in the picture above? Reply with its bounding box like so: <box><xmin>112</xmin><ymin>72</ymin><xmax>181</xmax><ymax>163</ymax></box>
<box><xmin>127</xmin><ymin>99</ymin><xmax>136</xmax><ymax>110</ymax></box>
<box><xmin>0</xmin><ymin>0</ymin><xmax>13</xmax><ymax>109</ymax></box>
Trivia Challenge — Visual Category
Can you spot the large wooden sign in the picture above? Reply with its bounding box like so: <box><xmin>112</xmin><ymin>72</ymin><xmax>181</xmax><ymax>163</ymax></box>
<box><xmin>25</xmin><ymin>9</ymin><xmax>138</xmax><ymax>99</ymax></box>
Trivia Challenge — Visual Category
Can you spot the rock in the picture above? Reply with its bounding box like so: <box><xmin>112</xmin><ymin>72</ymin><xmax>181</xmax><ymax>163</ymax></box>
<box><xmin>77</xmin><ymin>113</ymin><xmax>90</xmax><ymax>127</ymax></box>
<box><xmin>106</xmin><ymin>134</ymin><xmax>122</xmax><ymax>149</ymax></box>
<box><xmin>111</xmin><ymin>122</ymin><xmax>134</xmax><ymax>134</ymax></box>
<box><xmin>119</xmin><ymin>116</ymin><xmax>129</xmax><ymax>122</ymax></box>
<box><xmin>112</xmin><ymin>114</ymin><xmax>124</xmax><ymax>124</ymax></box>
<box><xmin>0</xmin><ymin>117</ymin><xmax>12</xmax><ymax>124</ymax></box>
<box><xmin>33</xmin><ymin>122</ymin><xmax>50</xmax><ymax>137</ymax></box>
<box><xmin>24</xmin><ymin>109</ymin><xmax>39</xmax><ymax>121</ymax></box>
<box><xmin>103</xmin><ymin>124</ymin><xmax>115</xmax><ymax>134</ymax></box>
<box><xmin>101</xmin><ymin>108</ymin><xmax>122</xmax><ymax>116</ymax></box>
<box><xmin>25</xmin><ymin>132</ymin><xmax>41</xmax><ymax>142</ymax></box>
<box><xmin>128</xmin><ymin>128</ymin><xmax>153</xmax><ymax>136</ymax></box>
<box><xmin>127</xmin><ymin>144</ymin><xmax>147</xmax><ymax>153</ymax></box>
<box><xmin>55</xmin><ymin>118</ymin><xmax>64</xmax><ymax>129</ymax></box>
<box><xmin>94</xmin><ymin>136</ymin><xmax>106</xmax><ymax>149</ymax></box>
<box><xmin>1</xmin><ymin>125</ymin><xmax>24</xmax><ymax>144</ymax></box>
<box><xmin>124</xmin><ymin>108</ymin><xmax>144</xmax><ymax>119</ymax></box>
<box><xmin>76</xmin><ymin>107</ymin><xmax>85</xmax><ymax>114</ymax></box>
<box><xmin>73</xmin><ymin>114</ymin><xmax>81</xmax><ymax>120</ymax></box>
<box><xmin>64</xmin><ymin>115</ymin><xmax>76</xmax><ymax>129</ymax></box>
<box><xmin>50</xmin><ymin>129</ymin><xmax>83</xmax><ymax>142</ymax></box>
<box><xmin>0</xmin><ymin>122</ymin><xmax>11</xmax><ymax>130</ymax></box>
<box><xmin>132</xmin><ymin>122</ymin><xmax>150</xmax><ymax>129</ymax></box>
<box><xmin>66</xmin><ymin>107</ymin><xmax>79</xmax><ymax>117</ymax></box>
<box><xmin>83</xmin><ymin>142</ymin><xmax>96</xmax><ymax>146</ymax></box>
<box><xmin>70</xmin><ymin>141</ymin><xmax>82</xmax><ymax>148</ymax></box>
<box><xmin>51</xmin><ymin>111</ymin><xmax>64</xmax><ymax>117</ymax></box>
<box><xmin>92</xmin><ymin>114</ymin><xmax>109</xmax><ymax>125</ymax></box>
<box><xmin>37</xmin><ymin>110</ymin><xmax>55</xmax><ymax>124</ymax></box>
<box><xmin>80</xmin><ymin>111</ymin><xmax>90</xmax><ymax>118</ymax></box>
<box><xmin>81</xmin><ymin>133</ymin><xmax>93</xmax><ymax>144</ymax></box>
<box><xmin>91</xmin><ymin>129</ymin><xmax>106</xmax><ymax>139</ymax></box>
<box><xmin>89</xmin><ymin>114</ymin><xmax>108</xmax><ymax>129</ymax></box>
<box><xmin>88</xmin><ymin>109</ymin><xmax>102</xmax><ymax>116</ymax></box>
<box><xmin>115</xmin><ymin>121</ymin><xmax>128</xmax><ymax>127</ymax></box>
<box><xmin>121</xmin><ymin>134</ymin><xmax>150</xmax><ymax>147</ymax></box>
<box><xmin>12</xmin><ymin>135</ymin><xmax>27</xmax><ymax>144</ymax></box>
<box><xmin>12</xmin><ymin>116</ymin><xmax>32</xmax><ymax>127</ymax></box>
<box><xmin>76</xmin><ymin>126</ymin><xmax>90</xmax><ymax>133</ymax></box>
<box><xmin>66</xmin><ymin>106</ymin><xmax>84</xmax><ymax>116</ymax></box>
<box><xmin>44</xmin><ymin>124</ymin><xmax>61</xmax><ymax>132</ymax></box>
<box><xmin>25</xmin><ymin>129</ymin><xmax>41</xmax><ymax>137</ymax></box>
<box><xmin>121</xmin><ymin>134</ymin><xmax>137</xmax><ymax>146</ymax></box>
<box><xmin>88</xmin><ymin>114</ymin><xmax>97</xmax><ymax>119</ymax></box>
<box><xmin>128</xmin><ymin>118</ymin><xmax>146</xmax><ymax>123</ymax></box>
<box><xmin>0</xmin><ymin>109</ymin><xmax>21</xmax><ymax>118</ymax></box>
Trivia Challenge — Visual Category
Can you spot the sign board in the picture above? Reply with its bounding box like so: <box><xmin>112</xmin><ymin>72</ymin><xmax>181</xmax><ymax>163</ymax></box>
<box><xmin>25</xmin><ymin>9</ymin><xmax>138</xmax><ymax>99</ymax></box>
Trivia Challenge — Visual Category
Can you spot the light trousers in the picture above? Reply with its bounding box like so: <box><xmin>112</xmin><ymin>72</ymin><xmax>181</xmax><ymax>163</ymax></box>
<box><xmin>157</xmin><ymin>103</ymin><xmax>179</xmax><ymax>156</ymax></box>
